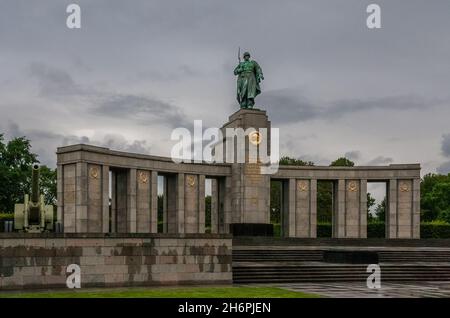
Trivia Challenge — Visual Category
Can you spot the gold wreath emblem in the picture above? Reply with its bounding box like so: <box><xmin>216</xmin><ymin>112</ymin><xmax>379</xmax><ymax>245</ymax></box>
<box><xmin>139</xmin><ymin>171</ymin><xmax>148</xmax><ymax>184</ymax></box>
<box><xmin>187</xmin><ymin>175</ymin><xmax>196</xmax><ymax>187</ymax></box>
<box><xmin>348</xmin><ymin>181</ymin><xmax>357</xmax><ymax>192</ymax></box>
<box><xmin>249</xmin><ymin>131</ymin><xmax>262</xmax><ymax>145</ymax></box>
<box><xmin>89</xmin><ymin>167</ymin><xmax>99</xmax><ymax>179</ymax></box>
<box><xmin>298</xmin><ymin>181</ymin><xmax>308</xmax><ymax>192</ymax></box>
<box><xmin>400</xmin><ymin>182</ymin><xmax>409</xmax><ymax>192</ymax></box>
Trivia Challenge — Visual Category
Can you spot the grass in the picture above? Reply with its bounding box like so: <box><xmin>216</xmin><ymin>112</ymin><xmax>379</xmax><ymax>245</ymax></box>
<box><xmin>0</xmin><ymin>286</ymin><xmax>320</xmax><ymax>298</ymax></box>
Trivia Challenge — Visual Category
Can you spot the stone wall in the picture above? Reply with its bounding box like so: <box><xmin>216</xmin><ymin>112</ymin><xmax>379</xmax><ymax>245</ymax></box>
<box><xmin>0</xmin><ymin>234</ymin><xmax>232</xmax><ymax>290</ymax></box>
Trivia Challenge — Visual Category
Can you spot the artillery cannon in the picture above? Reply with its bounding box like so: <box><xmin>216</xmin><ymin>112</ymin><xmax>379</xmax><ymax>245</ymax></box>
<box><xmin>14</xmin><ymin>164</ymin><xmax>54</xmax><ymax>232</ymax></box>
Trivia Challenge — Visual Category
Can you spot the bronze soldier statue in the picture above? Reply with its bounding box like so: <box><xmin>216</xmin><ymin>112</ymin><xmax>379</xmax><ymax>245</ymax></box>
<box><xmin>234</xmin><ymin>51</ymin><xmax>264</xmax><ymax>109</ymax></box>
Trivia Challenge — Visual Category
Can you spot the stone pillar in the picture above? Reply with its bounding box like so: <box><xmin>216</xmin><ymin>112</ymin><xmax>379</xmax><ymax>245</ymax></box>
<box><xmin>176</xmin><ymin>173</ymin><xmax>185</xmax><ymax>233</ymax></box>
<box><xmin>211</xmin><ymin>178</ymin><xmax>219</xmax><ymax>233</ymax></box>
<box><xmin>198</xmin><ymin>174</ymin><xmax>206</xmax><ymax>233</ymax></box>
<box><xmin>284</xmin><ymin>178</ymin><xmax>296</xmax><ymax>237</ymax></box>
<box><xmin>310</xmin><ymin>179</ymin><xmax>317</xmax><ymax>238</ymax></box>
<box><xmin>127</xmin><ymin>168</ymin><xmax>137</xmax><ymax>233</ymax></box>
<box><xmin>136</xmin><ymin>170</ymin><xmax>151</xmax><ymax>233</ymax></box>
<box><xmin>101</xmin><ymin>165</ymin><xmax>110</xmax><ymax>233</ymax></box>
<box><xmin>222</xmin><ymin>109</ymin><xmax>272</xmax><ymax>235</ymax></box>
<box><xmin>184</xmin><ymin>174</ymin><xmax>199</xmax><ymax>233</ymax></box>
<box><xmin>359</xmin><ymin>179</ymin><xmax>368</xmax><ymax>238</ymax></box>
<box><xmin>62</xmin><ymin>164</ymin><xmax>76</xmax><ymax>233</ymax></box>
<box><xmin>87</xmin><ymin>164</ymin><xmax>102</xmax><ymax>233</ymax></box>
<box><xmin>295</xmin><ymin>179</ymin><xmax>317</xmax><ymax>238</ymax></box>
<box><xmin>412</xmin><ymin>178</ymin><xmax>421</xmax><ymax>239</ymax></box>
<box><xmin>219</xmin><ymin>176</ymin><xmax>232</xmax><ymax>234</ymax></box>
<box><xmin>344</xmin><ymin>179</ymin><xmax>361</xmax><ymax>238</ymax></box>
<box><xmin>56</xmin><ymin>164</ymin><xmax>63</xmax><ymax>226</ymax></box>
<box><xmin>333</xmin><ymin>179</ymin><xmax>346</xmax><ymax>238</ymax></box>
<box><xmin>387</xmin><ymin>179</ymin><xmax>398</xmax><ymax>238</ymax></box>
<box><xmin>150</xmin><ymin>171</ymin><xmax>158</xmax><ymax>233</ymax></box>
<box><xmin>75</xmin><ymin>162</ymin><xmax>88</xmax><ymax>232</ymax></box>
<box><xmin>397</xmin><ymin>179</ymin><xmax>414</xmax><ymax>238</ymax></box>
<box><xmin>110</xmin><ymin>170</ymin><xmax>117</xmax><ymax>233</ymax></box>
<box><xmin>116</xmin><ymin>170</ymin><xmax>128</xmax><ymax>233</ymax></box>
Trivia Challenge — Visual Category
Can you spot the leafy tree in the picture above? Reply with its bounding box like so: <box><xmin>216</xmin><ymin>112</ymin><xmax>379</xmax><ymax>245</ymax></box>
<box><xmin>0</xmin><ymin>134</ymin><xmax>56</xmax><ymax>212</ymax></box>
<box><xmin>330</xmin><ymin>157</ymin><xmax>355</xmax><ymax>167</ymax></box>
<box><xmin>367</xmin><ymin>192</ymin><xmax>376</xmax><ymax>214</ymax></box>
<box><xmin>421</xmin><ymin>173</ymin><xmax>450</xmax><ymax>222</ymax></box>
<box><xmin>422</xmin><ymin>180</ymin><xmax>450</xmax><ymax>223</ymax></box>
<box><xmin>279</xmin><ymin>156</ymin><xmax>314</xmax><ymax>166</ymax></box>
<box><xmin>374</xmin><ymin>197</ymin><xmax>386</xmax><ymax>222</ymax></box>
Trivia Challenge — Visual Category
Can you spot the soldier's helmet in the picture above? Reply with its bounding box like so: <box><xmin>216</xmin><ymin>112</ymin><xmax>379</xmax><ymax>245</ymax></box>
<box><xmin>243</xmin><ymin>52</ymin><xmax>251</xmax><ymax>58</ymax></box>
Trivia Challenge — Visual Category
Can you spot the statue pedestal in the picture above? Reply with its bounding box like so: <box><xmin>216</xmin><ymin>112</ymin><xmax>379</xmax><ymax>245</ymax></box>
<box><xmin>221</xmin><ymin>109</ymin><xmax>272</xmax><ymax>236</ymax></box>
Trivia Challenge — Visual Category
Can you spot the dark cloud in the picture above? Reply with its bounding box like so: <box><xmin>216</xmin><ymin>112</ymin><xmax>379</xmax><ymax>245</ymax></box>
<box><xmin>441</xmin><ymin>134</ymin><xmax>450</xmax><ymax>157</ymax></box>
<box><xmin>92</xmin><ymin>94</ymin><xmax>189</xmax><ymax>128</ymax></box>
<box><xmin>263</xmin><ymin>90</ymin><xmax>446</xmax><ymax>124</ymax></box>
<box><xmin>437</xmin><ymin>161</ymin><xmax>450</xmax><ymax>175</ymax></box>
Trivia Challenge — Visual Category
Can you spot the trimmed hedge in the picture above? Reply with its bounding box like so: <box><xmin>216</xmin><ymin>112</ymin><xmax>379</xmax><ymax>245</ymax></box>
<box><xmin>273</xmin><ymin>222</ymin><xmax>450</xmax><ymax>238</ymax></box>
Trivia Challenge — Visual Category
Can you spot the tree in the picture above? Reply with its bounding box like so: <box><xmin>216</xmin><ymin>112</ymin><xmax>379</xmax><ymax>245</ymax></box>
<box><xmin>374</xmin><ymin>197</ymin><xmax>386</xmax><ymax>222</ymax></box>
<box><xmin>330</xmin><ymin>157</ymin><xmax>355</xmax><ymax>167</ymax></box>
<box><xmin>422</xmin><ymin>181</ymin><xmax>450</xmax><ymax>223</ymax></box>
<box><xmin>421</xmin><ymin>173</ymin><xmax>450</xmax><ymax>222</ymax></box>
<box><xmin>0</xmin><ymin>134</ymin><xmax>56</xmax><ymax>212</ymax></box>
<box><xmin>367</xmin><ymin>192</ymin><xmax>376</xmax><ymax>214</ymax></box>
<box><xmin>279</xmin><ymin>156</ymin><xmax>314</xmax><ymax>166</ymax></box>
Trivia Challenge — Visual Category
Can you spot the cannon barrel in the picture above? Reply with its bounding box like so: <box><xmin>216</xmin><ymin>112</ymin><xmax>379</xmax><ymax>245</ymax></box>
<box><xmin>31</xmin><ymin>164</ymin><xmax>40</xmax><ymax>203</ymax></box>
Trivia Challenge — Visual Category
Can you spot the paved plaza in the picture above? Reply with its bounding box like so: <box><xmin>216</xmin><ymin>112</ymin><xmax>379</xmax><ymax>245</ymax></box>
<box><xmin>275</xmin><ymin>281</ymin><xmax>450</xmax><ymax>298</ymax></box>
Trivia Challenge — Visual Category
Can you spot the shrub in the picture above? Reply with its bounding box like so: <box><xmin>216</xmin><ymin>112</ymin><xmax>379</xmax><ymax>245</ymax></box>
<box><xmin>421</xmin><ymin>222</ymin><xmax>450</xmax><ymax>238</ymax></box>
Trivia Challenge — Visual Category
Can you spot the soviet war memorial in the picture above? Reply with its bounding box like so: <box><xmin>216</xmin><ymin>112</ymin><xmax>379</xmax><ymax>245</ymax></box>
<box><xmin>2</xmin><ymin>1</ymin><xmax>450</xmax><ymax>313</ymax></box>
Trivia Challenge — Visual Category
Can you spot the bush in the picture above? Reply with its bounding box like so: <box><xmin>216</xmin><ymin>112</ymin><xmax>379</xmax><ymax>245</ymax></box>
<box><xmin>421</xmin><ymin>222</ymin><xmax>450</xmax><ymax>238</ymax></box>
<box><xmin>367</xmin><ymin>222</ymin><xmax>385</xmax><ymax>238</ymax></box>
<box><xmin>317</xmin><ymin>223</ymin><xmax>332</xmax><ymax>237</ymax></box>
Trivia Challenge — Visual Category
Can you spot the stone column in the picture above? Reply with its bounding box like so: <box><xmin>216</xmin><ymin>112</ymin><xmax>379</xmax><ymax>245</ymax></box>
<box><xmin>101</xmin><ymin>165</ymin><xmax>110</xmax><ymax>233</ymax></box>
<box><xmin>198</xmin><ymin>175</ymin><xmax>206</xmax><ymax>233</ymax></box>
<box><xmin>75</xmin><ymin>162</ymin><xmax>88</xmax><ymax>232</ymax></box>
<box><xmin>184</xmin><ymin>174</ymin><xmax>198</xmax><ymax>233</ymax></box>
<box><xmin>127</xmin><ymin>168</ymin><xmax>137</xmax><ymax>233</ymax></box>
<box><xmin>412</xmin><ymin>178</ymin><xmax>421</xmax><ymax>239</ymax></box>
<box><xmin>295</xmin><ymin>179</ymin><xmax>317</xmax><ymax>238</ymax></box>
<box><xmin>87</xmin><ymin>164</ymin><xmax>102</xmax><ymax>233</ymax></box>
<box><xmin>62</xmin><ymin>164</ymin><xmax>76</xmax><ymax>233</ymax></box>
<box><xmin>397</xmin><ymin>179</ymin><xmax>413</xmax><ymax>238</ymax></box>
<box><xmin>359</xmin><ymin>179</ymin><xmax>368</xmax><ymax>238</ymax></box>
<box><xmin>211</xmin><ymin>178</ymin><xmax>219</xmax><ymax>233</ymax></box>
<box><xmin>56</xmin><ymin>164</ymin><xmax>64</xmax><ymax>227</ymax></box>
<box><xmin>110</xmin><ymin>170</ymin><xmax>117</xmax><ymax>233</ymax></box>
<box><xmin>310</xmin><ymin>179</ymin><xmax>317</xmax><ymax>238</ymax></box>
<box><xmin>150</xmin><ymin>171</ymin><xmax>158</xmax><ymax>233</ymax></box>
<box><xmin>176</xmin><ymin>173</ymin><xmax>185</xmax><ymax>233</ymax></box>
<box><xmin>333</xmin><ymin>179</ymin><xmax>346</xmax><ymax>238</ymax></box>
<box><xmin>387</xmin><ymin>179</ymin><xmax>398</xmax><ymax>238</ymax></box>
<box><xmin>219</xmin><ymin>176</ymin><xmax>232</xmax><ymax>234</ymax></box>
<box><xmin>116</xmin><ymin>170</ymin><xmax>128</xmax><ymax>233</ymax></box>
<box><xmin>136</xmin><ymin>170</ymin><xmax>151</xmax><ymax>233</ymax></box>
<box><xmin>285</xmin><ymin>178</ymin><xmax>296</xmax><ymax>237</ymax></box>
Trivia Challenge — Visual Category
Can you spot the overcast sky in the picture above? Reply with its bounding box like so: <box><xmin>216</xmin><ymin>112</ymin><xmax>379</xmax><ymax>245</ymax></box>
<box><xmin>1</xmin><ymin>0</ymin><xmax>450</xmax><ymax>194</ymax></box>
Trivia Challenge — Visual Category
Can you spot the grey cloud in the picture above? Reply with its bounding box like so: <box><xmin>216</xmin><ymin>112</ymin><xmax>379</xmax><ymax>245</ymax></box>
<box><xmin>2</xmin><ymin>121</ymin><xmax>152</xmax><ymax>167</ymax></box>
<box><xmin>345</xmin><ymin>151</ymin><xmax>361</xmax><ymax>161</ymax></box>
<box><xmin>92</xmin><ymin>94</ymin><xmax>189</xmax><ymax>128</ymax></box>
<box><xmin>263</xmin><ymin>89</ymin><xmax>446</xmax><ymax>125</ymax></box>
<box><xmin>441</xmin><ymin>134</ymin><xmax>450</xmax><ymax>157</ymax></box>
<box><xmin>366</xmin><ymin>156</ymin><xmax>394</xmax><ymax>166</ymax></box>
<box><xmin>437</xmin><ymin>161</ymin><xmax>450</xmax><ymax>175</ymax></box>
<box><xmin>28</xmin><ymin>62</ymin><xmax>84</xmax><ymax>97</ymax></box>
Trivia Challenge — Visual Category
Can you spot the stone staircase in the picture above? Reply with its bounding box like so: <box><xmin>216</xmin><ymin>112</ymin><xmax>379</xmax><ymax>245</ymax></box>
<box><xmin>232</xmin><ymin>248</ymin><xmax>450</xmax><ymax>284</ymax></box>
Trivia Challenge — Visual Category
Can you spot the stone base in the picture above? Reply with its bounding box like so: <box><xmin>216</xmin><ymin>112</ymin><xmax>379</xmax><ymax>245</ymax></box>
<box><xmin>230</xmin><ymin>223</ymin><xmax>273</xmax><ymax>236</ymax></box>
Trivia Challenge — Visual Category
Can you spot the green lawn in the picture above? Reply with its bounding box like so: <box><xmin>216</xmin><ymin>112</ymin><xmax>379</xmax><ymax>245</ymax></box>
<box><xmin>0</xmin><ymin>286</ymin><xmax>320</xmax><ymax>298</ymax></box>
